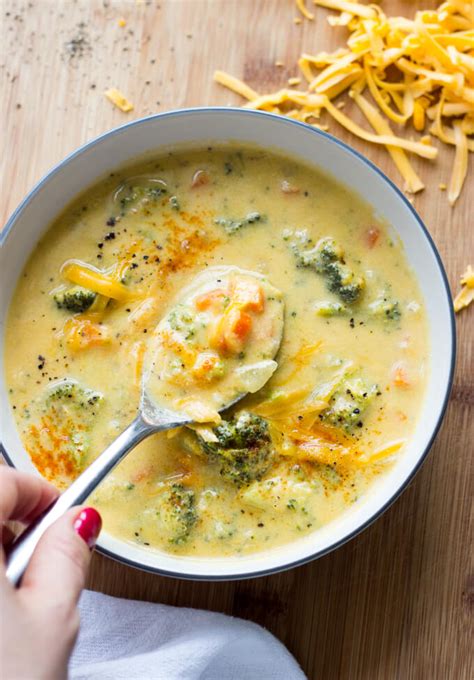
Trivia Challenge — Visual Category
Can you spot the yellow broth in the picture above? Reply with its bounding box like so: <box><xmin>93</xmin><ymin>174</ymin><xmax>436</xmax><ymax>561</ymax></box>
<box><xmin>4</xmin><ymin>145</ymin><xmax>429</xmax><ymax>556</ymax></box>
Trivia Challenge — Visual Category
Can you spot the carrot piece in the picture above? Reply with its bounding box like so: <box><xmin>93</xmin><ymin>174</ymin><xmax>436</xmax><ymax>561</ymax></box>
<box><xmin>191</xmin><ymin>352</ymin><xmax>222</xmax><ymax>381</ymax></box>
<box><xmin>392</xmin><ymin>363</ymin><xmax>411</xmax><ymax>388</ymax></box>
<box><xmin>230</xmin><ymin>278</ymin><xmax>265</xmax><ymax>312</ymax></box>
<box><xmin>195</xmin><ymin>288</ymin><xmax>227</xmax><ymax>311</ymax></box>
<box><xmin>63</xmin><ymin>318</ymin><xmax>111</xmax><ymax>350</ymax></box>
<box><xmin>232</xmin><ymin>308</ymin><xmax>252</xmax><ymax>339</ymax></box>
<box><xmin>281</xmin><ymin>179</ymin><xmax>300</xmax><ymax>194</ymax></box>
<box><xmin>191</xmin><ymin>169</ymin><xmax>210</xmax><ymax>188</ymax></box>
<box><xmin>210</xmin><ymin>306</ymin><xmax>253</xmax><ymax>354</ymax></box>
<box><xmin>365</xmin><ymin>227</ymin><xmax>381</xmax><ymax>248</ymax></box>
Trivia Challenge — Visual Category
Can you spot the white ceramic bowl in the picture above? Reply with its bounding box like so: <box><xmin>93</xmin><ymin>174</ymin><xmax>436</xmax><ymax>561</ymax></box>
<box><xmin>0</xmin><ymin>108</ymin><xmax>455</xmax><ymax>580</ymax></box>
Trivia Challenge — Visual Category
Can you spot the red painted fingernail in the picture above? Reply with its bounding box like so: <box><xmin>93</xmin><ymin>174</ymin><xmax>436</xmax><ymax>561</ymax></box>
<box><xmin>73</xmin><ymin>507</ymin><xmax>102</xmax><ymax>549</ymax></box>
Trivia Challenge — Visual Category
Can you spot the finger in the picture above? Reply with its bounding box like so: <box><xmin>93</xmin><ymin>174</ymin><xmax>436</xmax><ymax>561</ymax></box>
<box><xmin>21</xmin><ymin>507</ymin><xmax>101</xmax><ymax>608</ymax></box>
<box><xmin>0</xmin><ymin>467</ymin><xmax>58</xmax><ymax>524</ymax></box>
<box><xmin>1</xmin><ymin>524</ymin><xmax>17</xmax><ymax>547</ymax></box>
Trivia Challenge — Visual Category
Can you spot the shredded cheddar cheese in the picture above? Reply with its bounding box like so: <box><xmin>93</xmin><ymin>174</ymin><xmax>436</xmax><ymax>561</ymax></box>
<box><xmin>62</xmin><ymin>317</ymin><xmax>111</xmax><ymax>351</ymax></box>
<box><xmin>448</xmin><ymin>120</ymin><xmax>469</xmax><ymax>205</ymax></box>
<box><xmin>61</xmin><ymin>260</ymin><xmax>136</xmax><ymax>302</ymax></box>
<box><xmin>461</xmin><ymin>265</ymin><xmax>474</xmax><ymax>287</ymax></box>
<box><xmin>314</xmin><ymin>0</ymin><xmax>376</xmax><ymax>20</ymax></box>
<box><xmin>216</xmin><ymin>1</ymin><xmax>474</xmax><ymax>204</ymax></box>
<box><xmin>104</xmin><ymin>88</ymin><xmax>134</xmax><ymax>112</ymax></box>
<box><xmin>214</xmin><ymin>70</ymin><xmax>259</xmax><ymax>101</ymax></box>
<box><xmin>296</xmin><ymin>0</ymin><xmax>314</xmax><ymax>21</ymax></box>
<box><xmin>454</xmin><ymin>264</ymin><xmax>474</xmax><ymax>312</ymax></box>
<box><xmin>358</xmin><ymin>438</ymin><xmax>406</xmax><ymax>465</ymax></box>
<box><xmin>351</xmin><ymin>91</ymin><xmax>425</xmax><ymax>193</ymax></box>
<box><xmin>131</xmin><ymin>340</ymin><xmax>146</xmax><ymax>386</ymax></box>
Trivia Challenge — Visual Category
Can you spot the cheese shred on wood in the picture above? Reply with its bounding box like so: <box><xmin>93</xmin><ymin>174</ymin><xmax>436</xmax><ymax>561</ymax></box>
<box><xmin>454</xmin><ymin>264</ymin><xmax>474</xmax><ymax>312</ymax></box>
<box><xmin>214</xmin><ymin>0</ymin><xmax>473</xmax><ymax>204</ymax></box>
<box><xmin>296</xmin><ymin>0</ymin><xmax>314</xmax><ymax>20</ymax></box>
<box><xmin>104</xmin><ymin>88</ymin><xmax>134</xmax><ymax>112</ymax></box>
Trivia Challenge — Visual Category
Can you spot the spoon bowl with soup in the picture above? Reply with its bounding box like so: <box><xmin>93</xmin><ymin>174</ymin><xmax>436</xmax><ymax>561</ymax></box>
<box><xmin>5</xmin><ymin>266</ymin><xmax>284</xmax><ymax>585</ymax></box>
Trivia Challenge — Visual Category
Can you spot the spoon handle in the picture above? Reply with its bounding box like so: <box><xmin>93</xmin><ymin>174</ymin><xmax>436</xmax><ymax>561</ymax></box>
<box><xmin>5</xmin><ymin>414</ymin><xmax>155</xmax><ymax>586</ymax></box>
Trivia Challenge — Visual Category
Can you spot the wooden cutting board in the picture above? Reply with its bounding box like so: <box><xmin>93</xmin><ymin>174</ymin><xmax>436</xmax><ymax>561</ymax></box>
<box><xmin>2</xmin><ymin>2</ymin><xmax>472</xmax><ymax>678</ymax></box>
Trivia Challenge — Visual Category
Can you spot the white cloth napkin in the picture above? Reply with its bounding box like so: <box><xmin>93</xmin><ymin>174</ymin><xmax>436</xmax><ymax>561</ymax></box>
<box><xmin>70</xmin><ymin>590</ymin><xmax>305</xmax><ymax>680</ymax></box>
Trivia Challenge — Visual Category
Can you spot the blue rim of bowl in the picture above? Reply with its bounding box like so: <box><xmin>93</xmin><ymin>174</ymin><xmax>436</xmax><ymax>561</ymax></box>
<box><xmin>0</xmin><ymin>107</ymin><xmax>456</xmax><ymax>581</ymax></box>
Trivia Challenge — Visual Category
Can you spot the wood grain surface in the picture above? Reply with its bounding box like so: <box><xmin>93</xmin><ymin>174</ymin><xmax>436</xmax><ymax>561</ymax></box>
<box><xmin>1</xmin><ymin>1</ymin><xmax>472</xmax><ymax>678</ymax></box>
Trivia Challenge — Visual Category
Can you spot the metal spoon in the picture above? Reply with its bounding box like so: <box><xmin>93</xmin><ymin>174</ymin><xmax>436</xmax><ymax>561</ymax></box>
<box><xmin>5</xmin><ymin>269</ymin><xmax>283</xmax><ymax>585</ymax></box>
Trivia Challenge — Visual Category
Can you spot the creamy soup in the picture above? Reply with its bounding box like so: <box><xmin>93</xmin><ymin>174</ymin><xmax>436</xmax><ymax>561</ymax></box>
<box><xmin>4</xmin><ymin>145</ymin><xmax>429</xmax><ymax>557</ymax></box>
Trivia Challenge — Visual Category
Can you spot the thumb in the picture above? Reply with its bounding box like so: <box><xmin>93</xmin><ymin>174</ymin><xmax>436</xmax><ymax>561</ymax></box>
<box><xmin>20</xmin><ymin>507</ymin><xmax>101</xmax><ymax>607</ymax></box>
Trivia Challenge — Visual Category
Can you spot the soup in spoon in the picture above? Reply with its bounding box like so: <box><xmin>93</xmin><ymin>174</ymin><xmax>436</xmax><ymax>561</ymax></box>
<box><xmin>145</xmin><ymin>266</ymin><xmax>284</xmax><ymax>423</ymax></box>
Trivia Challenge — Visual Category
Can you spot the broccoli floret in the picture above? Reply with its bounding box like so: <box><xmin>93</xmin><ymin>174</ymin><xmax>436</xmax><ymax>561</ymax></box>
<box><xmin>315</xmin><ymin>301</ymin><xmax>347</xmax><ymax>317</ymax></box>
<box><xmin>167</xmin><ymin>304</ymin><xmax>196</xmax><ymax>340</ymax></box>
<box><xmin>215</xmin><ymin>211</ymin><xmax>265</xmax><ymax>235</ymax></box>
<box><xmin>290</xmin><ymin>236</ymin><xmax>340</xmax><ymax>271</ymax></box>
<box><xmin>324</xmin><ymin>261</ymin><xmax>364</xmax><ymax>304</ymax></box>
<box><xmin>120</xmin><ymin>184</ymin><xmax>167</xmax><ymax>209</ymax></box>
<box><xmin>29</xmin><ymin>380</ymin><xmax>104</xmax><ymax>473</ymax></box>
<box><xmin>156</xmin><ymin>483</ymin><xmax>198</xmax><ymax>545</ymax></box>
<box><xmin>290</xmin><ymin>235</ymin><xmax>365</xmax><ymax>304</ymax></box>
<box><xmin>319</xmin><ymin>377</ymin><xmax>378</xmax><ymax>433</ymax></box>
<box><xmin>54</xmin><ymin>286</ymin><xmax>96</xmax><ymax>313</ymax></box>
<box><xmin>196</xmin><ymin>412</ymin><xmax>274</xmax><ymax>487</ymax></box>
<box><xmin>113</xmin><ymin>179</ymin><xmax>168</xmax><ymax>215</ymax></box>
<box><xmin>368</xmin><ymin>295</ymin><xmax>401</xmax><ymax>321</ymax></box>
<box><xmin>169</xmin><ymin>195</ymin><xmax>180</xmax><ymax>210</ymax></box>
<box><xmin>46</xmin><ymin>380</ymin><xmax>103</xmax><ymax>409</ymax></box>
<box><xmin>312</xmin><ymin>238</ymin><xmax>343</xmax><ymax>271</ymax></box>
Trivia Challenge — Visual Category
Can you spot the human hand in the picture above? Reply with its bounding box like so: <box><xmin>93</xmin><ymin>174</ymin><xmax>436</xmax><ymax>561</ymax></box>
<box><xmin>0</xmin><ymin>467</ymin><xmax>101</xmax><ymax>680</ymax></box>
